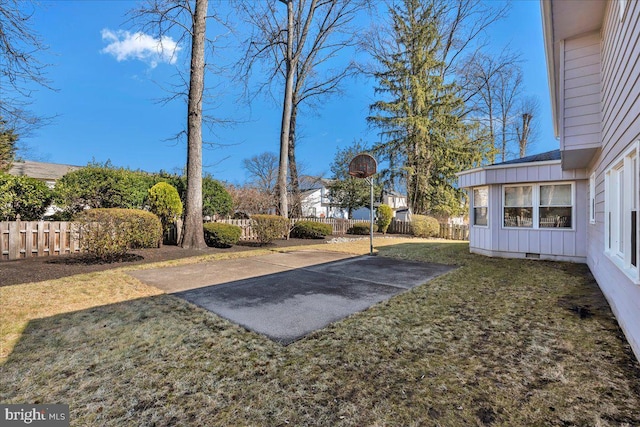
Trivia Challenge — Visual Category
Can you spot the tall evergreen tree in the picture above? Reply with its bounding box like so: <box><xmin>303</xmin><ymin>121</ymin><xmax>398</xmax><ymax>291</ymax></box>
<box><xmin>368</xmin><ymin>0</ymin><xmax>491</xmax><ymax>216</ymax></box>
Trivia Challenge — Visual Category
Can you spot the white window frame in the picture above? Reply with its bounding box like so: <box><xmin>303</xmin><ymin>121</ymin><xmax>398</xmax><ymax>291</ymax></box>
<box><xmin>619</xmin><ymin>0</ymin><xmax>628</xmax><ymax>22</ymax></box>
<box><xmin>589</xmin><ymin>173</ymin><xmax>596</xmax><ymax>224</ymax></box>
<box><xmin>503</xmin><ymin>184</ymin><xmax>534</xmax><ymax>228</ymax></box>
<box><xmin>502</xmin><ymin>182</ymin><xmax>575</xmax><ymax>230</ymax></box>
<box><xmin>472</xmin><ymin>186</ymin><xmax>489</xmax><ymax>227</ymax></box>
<box><xmin>604</xmin><ymin>142</ymin><xmax>639</xmax><ymax>283</ymax></box>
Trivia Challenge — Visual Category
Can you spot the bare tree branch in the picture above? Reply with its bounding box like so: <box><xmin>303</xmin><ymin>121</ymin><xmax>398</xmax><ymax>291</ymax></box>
<box><xmin>0</xmin><ymin>0</ymin><xmax>55</xmax><ymax>136</ymax></box>
<box><xmin>236</xmin><ymin>0</ymin><xmax>370</xmax><ymax>217</ymax></box>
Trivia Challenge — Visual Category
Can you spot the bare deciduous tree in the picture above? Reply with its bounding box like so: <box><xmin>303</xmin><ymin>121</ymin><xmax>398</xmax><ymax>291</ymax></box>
<box><xmin>435</xmin><ymin>0</ymin><xmax>510</xmax><ymax>78</ymax></box>
<box><xmin>132</xmin><ymin>0</ymin><xmax>215</xmax><ymax>249</ymax></box>
<box><xmin>515</xmin><ymin>96</ymin><xmax>539</xmax><ymax>158</ymax></box>
<box><xmin>237</xmin><ymin>0</ymin><xmax>367</xmax><ymax>218</ymax></box>
<box><xmin>459</xmin><ymin>49</ymin><xmax>525</xmax><ymax>163</ymax></box>
<box><xmin>495</xmin><ymin>63</ymin><xmax>522</xmax><ymax>162</ymax></box>
<box><xmin>226</xmin><ymin>184</ymin><xmax>275</xmax><ymax>216</ymax></box>
<box><xmin>242</xmin><ymin>151</ymin><xmax>278</xmax><ymax>195</ymax></box>
<box><xmin>0</xmin><ymin>0</ymin><xmax>53</xmax><ymax>135</ymax></box>
<box><xmin>458</xmin><ymin>50</ymin><xmax>521</xmax><ymax>162</ymax></box>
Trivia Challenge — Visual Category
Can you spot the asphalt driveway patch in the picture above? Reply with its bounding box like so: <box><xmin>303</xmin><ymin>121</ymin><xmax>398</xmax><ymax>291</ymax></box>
<box><xmin>161</xmin><ymin>253</ymin><xmax>456</xmax><ymax>345</ymax></box>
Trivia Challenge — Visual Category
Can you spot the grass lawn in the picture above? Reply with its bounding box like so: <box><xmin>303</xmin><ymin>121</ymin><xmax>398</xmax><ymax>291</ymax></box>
<box><xmin>1</xmin><ymin>238</ymin><xmax>640</xmax><ymax>426</ymax></box>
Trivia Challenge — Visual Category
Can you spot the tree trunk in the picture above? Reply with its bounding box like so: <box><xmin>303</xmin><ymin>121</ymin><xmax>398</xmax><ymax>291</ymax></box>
<box><xmin>277</xmin><ymin>0</ymin><xmax>295</xmax><ymax>219</ymax></box>
<box><xmin>180</xmin><ymin>0</ymin><xmax>208</xmax><ymax>249</ymax></box>
<box><xmin>519</xmin><ymin>112</ymin><xmax>532</xmax><ymax>158</ymax></box>
<box><xmin>288</xmin><ymin>101</ymin><xmax>302</xmax><ymax>218</ymax></box>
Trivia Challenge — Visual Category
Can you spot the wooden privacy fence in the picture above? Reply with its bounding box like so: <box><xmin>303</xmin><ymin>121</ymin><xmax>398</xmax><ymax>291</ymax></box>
<box><xmin>439</xmin><ymin>223</ymin><xmax>470</xmax><ymax>240</ymax></box>
<box><xmin>1</xmin><ymin>221</ymin><xmax>81</xmax><ymax>261</ymax></box>
<box><xmin>212</xmin><ymin>218</ymin><xmax>365</xmax><ymax>240</ymax></box>
<box><xmin>213</xmin><ymin>218</ymin><xmax>469</xmax><ymax>241</ymax></box>
<box><xmin>387</xmin><ymin>218</ymin><xmax>413</xmax><ymax>235</ymax></box>
<box><xmin>0</xmin><ymin>218</ymin><xmax>469</xmax><ymax>261</ymax></box>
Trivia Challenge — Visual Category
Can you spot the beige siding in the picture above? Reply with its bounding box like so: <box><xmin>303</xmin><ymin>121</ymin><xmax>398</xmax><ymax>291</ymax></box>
<box><xmin>586</xmin><ymin>0</ymin><xmax>640</xmax><ymax>360</ymax></box>
<box><xmin>562</xmin><ymin>33</ymin><xmax>601</xmax><ymax>152</ymax></box>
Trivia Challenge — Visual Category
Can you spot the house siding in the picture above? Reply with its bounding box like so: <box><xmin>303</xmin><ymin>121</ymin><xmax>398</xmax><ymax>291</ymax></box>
<box><xmin>585</xmin><ymin>0</ymin><xmax>640</xmax><ymax>358</ymax></box>
<box><xmin>562</xmin><ymin>32</ymin><xmax>602</xmax><ymax>151</ymax></box>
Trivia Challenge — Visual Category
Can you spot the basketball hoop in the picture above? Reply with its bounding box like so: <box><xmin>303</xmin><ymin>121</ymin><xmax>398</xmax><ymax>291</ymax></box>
<box><xmin>348</xmin><ymin>153</ymin><xmax>377</xmax><ymax>256</ymax></box>
<box><xmin>348</xmin><ymin>153</ymin><xmax>377</xmax><ymax>178</ymax></box>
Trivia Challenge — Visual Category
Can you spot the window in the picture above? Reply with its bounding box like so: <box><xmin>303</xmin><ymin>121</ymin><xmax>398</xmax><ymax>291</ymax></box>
<box><xmin>504</xmin><ymin>186</ymin><xmax>533</xmax><ymax>228</ymax></box>
<box><xmin>605</xmin><ymin>143</ymin><xmax>639</xmax><ymax>281</ymax></box>
<box><xmin>503</xmin><ymin>183</ymin><xmax>574</xmax><ymax>229</ymax></box>
<box><xmin>539</xmin><ymin>184</ymin><xmax>572</xmax><ymax>228</ymax></box>
<box><xmin>589</xmin><ymin>173</ymin><xmax>596</xmax><ymax>224</ymax></box>
<box><xmin>473</xmin><ymin>187</ymin><xmax>488</xmax><ymax>226</ymax></box>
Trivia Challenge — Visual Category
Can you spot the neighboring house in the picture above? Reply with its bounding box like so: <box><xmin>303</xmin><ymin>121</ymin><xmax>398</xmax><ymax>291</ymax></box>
<box><xmin>8</xmin><ymin>160</ymin><xmax>81</xmax><ymax>189</ymax></box>
<box><xmin>8</xmin><ymin>160</ymin><xmax>82</xmax><ymax>217</ymax></box>
<box><xmin>458</xmin><ymin>0</ymin><xmax>640</xmax><ymax>360</ymax></box>
<box><xmin>299</xmin><ymin>178</ymin><xmax>348</xmax><ymax>219</ymax></box>
<box><xmin>352</xmin><ymin>190</ymin><xmax>410</xmax><ymax>220</ymax></box>
<box><xmin>381</xmin><ymin>190</ymin><xmax>407</xmax><ymax>211</ymax></box>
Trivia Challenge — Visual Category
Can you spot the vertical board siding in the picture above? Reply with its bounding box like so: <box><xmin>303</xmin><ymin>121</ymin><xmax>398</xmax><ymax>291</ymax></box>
<box><xmin>471</xmin><ymin>182</ymin><xmax>587</xmax><ymax>260</ymax></box>
<box><xmin>563</xmin><ymin>33</ymin><xmax>601</xmax><ymax>151</ymax></box>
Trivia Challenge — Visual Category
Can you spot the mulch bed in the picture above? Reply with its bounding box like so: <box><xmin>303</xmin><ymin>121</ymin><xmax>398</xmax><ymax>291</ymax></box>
<box><xmin>0</xmin><ymin>237</ymin><xmax>333</xmax><ymax>287</ymax></box>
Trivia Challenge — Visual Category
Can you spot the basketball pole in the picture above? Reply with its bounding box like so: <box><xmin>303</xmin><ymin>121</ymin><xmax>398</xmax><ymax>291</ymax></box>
<box><xmin>347</xmin><ymin>153</ymin><xmax>377</xmax><ymax>256</ymax></box>
<box><xmin>368</xmin><ymin>176</ymin><xmax>374</xmax><ymax>256</ymax></box>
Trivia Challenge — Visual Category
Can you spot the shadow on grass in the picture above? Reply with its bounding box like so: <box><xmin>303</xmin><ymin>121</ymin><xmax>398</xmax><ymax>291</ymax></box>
<box><xmin>2</xmin><ymin>242</ymin><xmax>640</xmax><ymax>426</ymax></box>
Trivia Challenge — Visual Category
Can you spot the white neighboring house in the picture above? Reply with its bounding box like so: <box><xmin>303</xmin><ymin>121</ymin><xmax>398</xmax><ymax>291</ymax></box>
<box><xmin>352</xmin><ymin>190</ymin><xmax>410</xmax><ymax>220</ymax></box>
<box><xmin>458</xmin><ymin>0</ymin><xmax>640</xmax><ymax>360</ymax></box>
<box><xmin>299</xmin><ymin>178</ymin><xmax>348</xmax><ymax>219</ymax></box>
<box><xmin>8</xmin><ymin>160</ymin><xmax>82</xmax><ymax>217</ymax></box>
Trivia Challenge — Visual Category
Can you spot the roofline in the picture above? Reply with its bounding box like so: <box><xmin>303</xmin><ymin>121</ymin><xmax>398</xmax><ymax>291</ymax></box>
<box><xmin>456</xmin><ymin>159</ymin><xmax>562</xmax><ymax>177</ymax></box>
<box><xmin>541</xmin><ymin>0</ymin><xmax>559</xmax><ymax>139</ymax></box>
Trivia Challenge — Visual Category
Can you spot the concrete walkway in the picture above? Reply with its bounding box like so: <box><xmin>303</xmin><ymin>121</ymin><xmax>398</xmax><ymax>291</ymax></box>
<box><xmin>129</xmin><ymin>250</ymin><xmax>455</xmax><ymax>344</ymax></box>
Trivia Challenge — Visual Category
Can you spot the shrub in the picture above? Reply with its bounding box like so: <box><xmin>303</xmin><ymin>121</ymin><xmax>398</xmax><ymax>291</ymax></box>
<box><xmin>54</xmin><ymin>162</ymin><xmax>154</xmax><ymax>216</ymax></box>
<box><xmin>203</xmin><ymin>222</ymin><xmax>242</xmax><ymax>248</ymax></box>
<box><xmin>347</xmin><ymin>222</ymin><xmax>378</xmax><ymax>235</ymax></box>
<box><xmin>0</xmin><ymin>173</ymin><xmax>53</xmax><ymax>220</ymax></box>
<box><xmin>412</xmin><ymin>214</ymin><xmax>440</xmax><ymax>238</ymax></box>
<box><xmin>291</xmin><ymin>220</ymin><xmax>333</xmax><ymax>239</ymax></box>
<box><xmin>76</xmin><ymin>208</ymin><xmax>162</xmax><ymax>261</ymax></box>
<box><xmin>202</xmin><ymin>176</ymin><xmax>233</xmax><ymax>218</ymax></box>
<box><xmin>376</xmin><ymin>204</ymin><xmax>393</xmax><ymax>234</ymax></box>
<box><xmin>252</xmin><ymin>214</ymin><xmax>289</xmax><ymax>244</ymax></box>
<box><xmin>148</xmin><ymin>182</ymin><xmax>183</xmax><ymax>236</ymax></box>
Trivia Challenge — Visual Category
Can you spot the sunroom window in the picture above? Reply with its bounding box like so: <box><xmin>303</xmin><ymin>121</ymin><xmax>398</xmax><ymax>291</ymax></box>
<box><xmin>473</xmin><ymin>187</ymin><xmax>488</xmax><ymax>226</ymax></box>
<box><xmin>504</xmin><ymin>186</ymin><xmax>533</xmax><ymax>228</ymax></box>
<box><xmin>503</xmin><ymin>183</ymin><xmax>574</xmax><ymax>229</ymax></box>
<box><xmin>539</xmin><ymin>184</ymin><xmax>572</xmax><ymax>228</ymax></box>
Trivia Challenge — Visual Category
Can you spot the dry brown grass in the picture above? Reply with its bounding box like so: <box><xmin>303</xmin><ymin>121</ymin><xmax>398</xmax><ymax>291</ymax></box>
<box><xmin>1</xmin><ymin>238</ymin><xmax>640</xmax><ymax>426</ymax></box>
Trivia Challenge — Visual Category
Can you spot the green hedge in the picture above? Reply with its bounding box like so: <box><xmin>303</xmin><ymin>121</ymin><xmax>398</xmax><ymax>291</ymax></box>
<box><xmin>376</xmin><ymin>204</ymin><xmax>393</xmax><ymax>234</ymax></box>
<box><xmin>412</xmin><ymin>215</ymin><xmax>440</xmax><ymax>238</ymax></box>
<box><xmin>291</xmin><ymin>220</ymin><xmax>333</xmax><ymax>239</ymax></box>
<box><xmin>251</xmin><ymin>214</ymin><xmax>289</xmax><ymax>244</ymax></box>
<box><xmin>76</xmin><ymin>208</ymin><xmax>162</xmax><ymax>261</ymax></box>
<box><xmin>203</xmin><ymin>222</ymin><xmax>242</xmax><ymax>248</ymax></box>
<box><xmin>0</xmin><ymin>173</ymin><xmax>53</xmax><ymax>221</ymax></box>
<box><xmin>347</xmin><ymin>222</ymin><xmax>378</xmax><ymax>235</ymax></box>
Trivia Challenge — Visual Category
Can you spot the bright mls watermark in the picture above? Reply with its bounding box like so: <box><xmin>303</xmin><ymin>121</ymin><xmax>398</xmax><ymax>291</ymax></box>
<box><xmin>0</xmin><ymin>404</ymin><xmax>69</xmax><ymax>426</ymax></box>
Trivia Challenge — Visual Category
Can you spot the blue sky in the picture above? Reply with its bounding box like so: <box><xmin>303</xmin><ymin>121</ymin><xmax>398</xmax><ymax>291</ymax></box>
<box><xmin>18</xmin><ymin>0</ymin><xmax>556</xmax><ymax>184</ymax></box>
